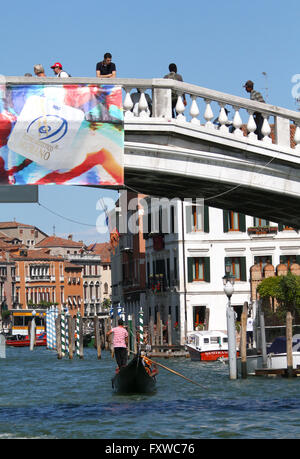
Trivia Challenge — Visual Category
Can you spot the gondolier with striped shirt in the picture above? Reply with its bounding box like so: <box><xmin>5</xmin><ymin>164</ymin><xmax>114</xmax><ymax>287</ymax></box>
<box><xmin>107</xmin><ymin>319</ymin><xmax>128</xmax><ymax>368</ymax></box>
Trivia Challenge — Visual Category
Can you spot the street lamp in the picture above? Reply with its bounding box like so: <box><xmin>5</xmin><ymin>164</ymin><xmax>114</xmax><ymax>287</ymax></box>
<box><xmin>223</xmin><ymin>260</ymin><xmax>237</xmax><ymax>380</ymax></box>
<box><xmin>223</xmin><ymin>260</ymin><xmax>235</xmax><ymax>300</ymax></box>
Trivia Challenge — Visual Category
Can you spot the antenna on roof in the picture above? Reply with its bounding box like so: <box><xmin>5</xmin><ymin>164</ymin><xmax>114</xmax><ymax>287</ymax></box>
<box><xmin>53</xmin><ymin>225</ymin><xmax>56</xmax><ymax>236</ymax></box>
<box><xmin>262</xmin><ymin>72</ymin><xmax>268</xmax><ymax>103</ymax></box>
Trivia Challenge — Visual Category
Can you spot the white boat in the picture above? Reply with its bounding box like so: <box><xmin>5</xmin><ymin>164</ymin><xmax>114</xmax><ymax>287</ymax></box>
<box><xmin>237</xmin><ymin>335</ymin><xmax>300</xmax><ymax>375</ymax></box>
<box><xmin>186</xmin><ymin>330</ymin><xmax>233</xmax><ymax>361</ymax></box>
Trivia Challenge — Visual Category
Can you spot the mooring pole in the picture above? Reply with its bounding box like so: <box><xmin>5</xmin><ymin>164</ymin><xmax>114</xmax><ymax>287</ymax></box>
<box><xmin>227</xmin><ymin>304</ymin><xmax>237</xmax><ymax>380</ymax></box>
<box><xmin>240</xmin><ymin>304</ymin><xmax>248</xmax><ymax>379</ymax></box>
<box><xmin>286</xmin><ymin>312</ymin><xmax>293</xmax><ymax>378</ymax></box>
<box><xmin>260</xmin><ymin>313</ymin><xmax>267</xmax><ymax>369</ymax></box>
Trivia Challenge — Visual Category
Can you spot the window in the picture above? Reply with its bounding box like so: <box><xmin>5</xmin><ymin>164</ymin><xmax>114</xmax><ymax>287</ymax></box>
<box><xmin>254</xmin><ymin>256</ymin><xmax>272</xmax><ymax>273</ymax></box>
<box><xmin>278</xmin><ymin>224</ymin><xmax>294</xmax><ymax>231</ymax></box>
<box><xmin>186</xmin><ymin>202</ymin><xmax>209</xmax><ymax>233</ymax></box>
<box><xmin>253</xmin><ymin>217</ymin><xmax>269</xmax><ymax>226</ymax></box>
<box><xmin>193</xmin><ymin>305</ymin><xmax>206</xmax><ymax>330</ymax></box>
<box><xmin>223</xmin><ymin>211</ymin><xmax>246</xmax><ymax>232</ymax></box>
<box><xmin>280</xmin><ymin>255</ymin><xmax>300</xmax><ymax>268</ymax></box>
<box><xmin>224</xmin><ymin>257</ymin><xmax>247</xmax><ymax>281</ymax></box>
<box><xmin>188</xmin><ymin>258</ymin><xmax>210</xmax><ymax>282</ymax></box>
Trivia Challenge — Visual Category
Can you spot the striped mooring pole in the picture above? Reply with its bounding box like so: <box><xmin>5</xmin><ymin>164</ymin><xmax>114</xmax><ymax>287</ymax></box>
<box><xmin>61</xmin><ymin>310</ymin><xmax>66</xmax><ymax>357</ymax></box>
<box><xmin>76</xmin><ymin>311</ymin><xmax>80</xmax><ymax>358</ymax></box>
<box><xmin>139</xmin><ymin>307</ymin><xmax>144</xmax><ymax>345</ymax></box>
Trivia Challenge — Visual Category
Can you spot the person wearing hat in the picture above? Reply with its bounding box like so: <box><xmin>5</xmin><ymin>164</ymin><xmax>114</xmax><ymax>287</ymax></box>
<box><xmin>33</xmin><ymin>64</ymin><xmax>46</xmax><ymax>77</ymax></box>
<box><xmin>244</xmin><ymin>80</ymin><xmax>265</xmax><ymax>140</ymax></box>
<box><xmin>50</xmin><ymin>62</ymin><xmax>70</xmax><ymax>78</ymax></box>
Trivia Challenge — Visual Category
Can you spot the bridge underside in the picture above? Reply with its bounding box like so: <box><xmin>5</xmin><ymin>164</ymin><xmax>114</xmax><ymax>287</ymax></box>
<box><xmin>125</xmin><ymin>168</ymin><xmax>300</xmax><ymax>228</ymax></box>
<box><xmin>123</xmin><ymin>122</ymin><xmax>300</xmax><ymax>228</ymax></box>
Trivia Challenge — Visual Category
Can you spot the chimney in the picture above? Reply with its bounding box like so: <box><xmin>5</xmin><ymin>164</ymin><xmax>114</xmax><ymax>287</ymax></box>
<box><xmin>68</xmin><ymin>234</ymin><xmax>73</xmax><ymax>241</ymax></box>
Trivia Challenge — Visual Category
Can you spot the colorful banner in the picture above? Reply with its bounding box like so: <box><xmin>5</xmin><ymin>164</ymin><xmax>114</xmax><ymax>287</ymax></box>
<box><xmin>0</xmin><ymin>84</ymin><xmax>124</xmax><ymax>185</ymax></box>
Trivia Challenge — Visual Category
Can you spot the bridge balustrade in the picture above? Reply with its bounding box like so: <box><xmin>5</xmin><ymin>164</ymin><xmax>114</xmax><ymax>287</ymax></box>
<box><xmin>4</xmin><ymin>76</ymin><xmax>300</xmax><ymax>150</ymax></box>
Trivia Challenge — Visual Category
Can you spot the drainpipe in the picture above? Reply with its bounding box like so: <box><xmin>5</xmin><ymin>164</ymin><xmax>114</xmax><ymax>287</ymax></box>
<box><xmin>181</xmin><ymin>200</ymin><xmax>187</xmax><ymax>343</ymax></box>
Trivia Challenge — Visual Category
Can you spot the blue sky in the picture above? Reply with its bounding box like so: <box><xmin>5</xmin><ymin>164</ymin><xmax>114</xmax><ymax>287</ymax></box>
<box><xmin>0</xmin><ymin>0</ymin><xmax>299</xmax><ymax>243</ymax></box>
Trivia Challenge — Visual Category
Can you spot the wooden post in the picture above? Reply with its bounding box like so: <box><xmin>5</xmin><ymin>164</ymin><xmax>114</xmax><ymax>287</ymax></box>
<box><xmin>105</xmin><ymin>318</ymin><xmax>110</xmax><ymax>350</ymax></box>
<box><xmin>29</xmin><ymin>318</ymin><xmax>36</xmax><ymax>351</ymax></box>
<box><xmin>94</xmin><ymin>316</ymin><xmax>101</xmax><ymax>359</ymax></box>
<box><xmin>68</xmin><ymin>315</ymin><xmax>74</xmax><ymax>359</ymax></box>
<box><xmin>0</xmin><ymin>333</ymin><xmax>6</xmax><ymax>359</ymax></box>
<box><xmin>240</xmin><ymin>305</ymin><xmax>248</xmax><ymax>379</ymax></box>
<box><xmin>55</xmin><ymin>315</ymin><xmax>62</xmax><ymax>359</ymax></box>
<box><xmin>260</xmin><ymin>312</ymin><xmax>267</xmax><ymax>368</ymax></box>
<box><xmin>168</xmin><ymin>314</ymin><xmax>172</xmax><ymax>346</ymax></box>
<box><xmin>156</xmin><ymin>312</ymin><xmax>161</xmax><ymax>346</ymax></box>
<box><xmin>286</xmin><ymin>311</ymin><xmax>293</xmax><ymax>378</ymax></box>
<box><xmin>149</xmin><ymin>316</ymin><xmax>154</xmax><ymax>346</ymax></box>
<box><xmin>227</xmin><ymin>305</ymin><xmax>237</xmax><ymax>380</ymax></box>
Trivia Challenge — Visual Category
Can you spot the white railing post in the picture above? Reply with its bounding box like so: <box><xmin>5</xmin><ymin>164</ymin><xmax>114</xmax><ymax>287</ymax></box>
<box><xmin>175</xmin><ymin>95</ymin><xmax>186</xmax><ymax>122</ymax></box>
<box><xmin>232</xmin><ymin>106</ymin><xmax>243</xmax><ymax>137</ymax></box>
<box><xmin>274</xmin><ymin>116</ymin><xmax>291</xmax><ymax>147</ymax></box>
<box><xmin>204</xmin><ymin>99</ymin><xmax>214</xmax><ymax>128</ymax></box>
<box><xmin>190</xmin><ymin>96</ymin><xmax>200</xmax><ymax>124</ymax></box>
<box><xmin>123</xmin><ymin>88</ymin><xmax>134</xmax><ymax>119</ymax></box>
<box><xmin>152</xmin><ymin>87</ymin><xmax>172</xmax><ymax>118</ymax></box>
<box><xmin>247</xmin><ymin>111</ymin><xmax>258</xmax><ymax>140</ymax></box>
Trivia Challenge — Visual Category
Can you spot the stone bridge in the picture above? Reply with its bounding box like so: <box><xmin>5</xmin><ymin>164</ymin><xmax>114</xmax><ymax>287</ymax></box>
<box><xmin>5</xmin><ymin>77</ymin><xmax>300</xmax><ymax>226</ymax></box>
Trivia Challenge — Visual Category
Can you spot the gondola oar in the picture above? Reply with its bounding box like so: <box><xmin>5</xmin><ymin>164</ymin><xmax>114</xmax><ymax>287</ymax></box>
<box><xmin>130</xmin><ymin>351</ymin><xmax>207</xmax><ymax>389</ymax></box>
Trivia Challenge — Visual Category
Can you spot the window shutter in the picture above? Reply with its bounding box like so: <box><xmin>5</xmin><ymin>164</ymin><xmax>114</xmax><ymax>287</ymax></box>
<box><xmin>186</xmin><ymin>205</ymin><xmax>192</xmax><ymax>233</ymax></box>
<box><xmin>204</xmin><ymin>206</ymin><xmax>209</xmax><ymax>233</ymax></box>
<box><xmin>223</xmin><ymin>210</ymin><xmax>229</xmax><ymax>233</ymax></box>
<box><xmin>240</xmin><ymin>257</ymin><xmax>247</xmax><ymax>281</ymax></box>
<box><xmin>204</xmin><ymin>258</ymin><xmax>210</xmax><ymax>282</ymax></box>
<box><xmin>187</xmin><ymin>258</ymin><xmax>194</xmax><ymax>283</ymax></box>
<box><xmin>239</xmin><ymin>213</ymin><xmax>246</xmax><ymax>232</ymax></box>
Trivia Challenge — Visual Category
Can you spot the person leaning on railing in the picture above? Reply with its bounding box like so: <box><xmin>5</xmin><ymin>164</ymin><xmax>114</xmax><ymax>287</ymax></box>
<box><xmin>243</xmin><ymin>80</ymin><xmax>265</xmax><ymax>140</ymax></box>
<box><xmin>164</xmin><ymin>63</ymin><xmax>187</xmax><ymax>118</ymax></box>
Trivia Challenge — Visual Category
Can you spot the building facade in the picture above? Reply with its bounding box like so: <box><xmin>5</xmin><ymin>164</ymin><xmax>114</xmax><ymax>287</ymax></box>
<box><xmin>112</xmin><ymin>194</ymin><xmax>300</xmax><ymax>344</ymax></box>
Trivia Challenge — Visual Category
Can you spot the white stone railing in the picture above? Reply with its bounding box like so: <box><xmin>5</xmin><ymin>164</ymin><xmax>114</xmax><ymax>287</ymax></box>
<box><xmin>5</xmin><ymin>77</ymin><xmax>300</xmax><ymax>150</ymax></box>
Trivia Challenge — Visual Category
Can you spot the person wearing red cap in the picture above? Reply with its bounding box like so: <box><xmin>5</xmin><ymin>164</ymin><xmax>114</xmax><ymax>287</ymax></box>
<box><xmin>50</xmin><ymin>62</ymin><xmax>70</xmax><ymax>78</ymax></box>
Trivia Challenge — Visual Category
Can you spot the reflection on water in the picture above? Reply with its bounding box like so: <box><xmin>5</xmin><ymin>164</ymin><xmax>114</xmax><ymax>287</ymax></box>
<box><xmin>0</xmin><ymin>347</ymin><xmax>300</xmax><ymax>438</ymax></box>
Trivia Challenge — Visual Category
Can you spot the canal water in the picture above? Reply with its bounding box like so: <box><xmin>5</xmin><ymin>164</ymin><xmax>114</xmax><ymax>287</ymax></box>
<box><xmin>0</xmin><ymin>347</ymin><xmax>300</xmax><ymax>439</ymax></box>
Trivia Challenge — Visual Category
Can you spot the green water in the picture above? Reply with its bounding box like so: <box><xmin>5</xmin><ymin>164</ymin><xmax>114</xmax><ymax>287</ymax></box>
<box><xmin>0</xmin><ymin>347</ymin><xmax>299</xmax><ymax>439</ymax></box>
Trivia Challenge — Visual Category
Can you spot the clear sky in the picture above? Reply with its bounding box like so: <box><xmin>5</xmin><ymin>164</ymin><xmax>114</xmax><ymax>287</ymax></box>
<box><xmin>0</xmin><ymin>0</ymin><xmax>299</xmax><ymax>243</ymax></box>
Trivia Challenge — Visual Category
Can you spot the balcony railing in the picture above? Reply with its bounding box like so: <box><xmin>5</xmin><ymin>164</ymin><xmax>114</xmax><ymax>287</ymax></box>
<box><xmin>5</xmin><ymin>77</ymin><xmax>300</xmax><ymax>150</ymax></box>
<box><xmin>248</xmin><ymin>226</ymin><xmax>278</xmax><ymax>236</ymax></box>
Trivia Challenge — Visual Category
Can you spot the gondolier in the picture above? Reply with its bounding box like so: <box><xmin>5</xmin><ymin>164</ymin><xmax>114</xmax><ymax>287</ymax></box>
<box><xmin>107</xmin><ymin>319</ymin><xmax>128</xmax><ymax>368</ymax></box>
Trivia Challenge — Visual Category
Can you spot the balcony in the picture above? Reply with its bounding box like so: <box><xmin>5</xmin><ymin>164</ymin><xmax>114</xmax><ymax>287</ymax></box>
<box><xmin>148</xmin><ymin>274</ymin><xmax>169</xmax><ymax>293</ymax></box>
<box><xmin>247</xmin><ymin>226</ymin><xmax>278</xmax><ymax>236</ymax></box>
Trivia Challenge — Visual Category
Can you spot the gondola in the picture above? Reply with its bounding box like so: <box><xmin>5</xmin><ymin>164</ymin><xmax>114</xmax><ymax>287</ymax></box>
<box><xmin>111</xmin><ymin>353</ymin><xmax>157</xmax><ymax>394</ymax></box>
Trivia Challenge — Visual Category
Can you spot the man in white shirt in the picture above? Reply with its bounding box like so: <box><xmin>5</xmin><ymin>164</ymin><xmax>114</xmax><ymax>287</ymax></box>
<box><xmin>50</xmin><ymin>62</ymin><xmax>70</xmax><ymax>78</ymax></box>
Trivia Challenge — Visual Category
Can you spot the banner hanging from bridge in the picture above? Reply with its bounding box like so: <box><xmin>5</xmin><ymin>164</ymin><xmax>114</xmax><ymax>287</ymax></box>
<box><xmin>0</xmin><ymin>84</ymin><xmax>124</xmax><ymax>186</ymax></box>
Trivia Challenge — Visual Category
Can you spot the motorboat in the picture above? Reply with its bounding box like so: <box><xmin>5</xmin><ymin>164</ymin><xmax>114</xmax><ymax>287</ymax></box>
<box><xmin>237</xmin><ymin>335</ymin><xmax>300</xmax><ymax>375</ymax></box>
<box><xmin>6</xmin><ymin>332</ymin><xmax>47</xmax><ymax>347</ymax></box>
<box><xmin>186</xmin><ymin>330</ymin><xmax>235</xmax><ymax>361</ymax></box>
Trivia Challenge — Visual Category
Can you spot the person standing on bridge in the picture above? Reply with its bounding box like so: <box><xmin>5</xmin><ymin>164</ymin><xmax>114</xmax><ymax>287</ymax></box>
<box><xmin>96</xmin><ymin>52</ymin><xmax>116</xmax><ymax>78</ymax></box>
<box><xmin>50</xmin><ymin>62</ymin><xmax>70</xmax><ymax>78</ymax></box>
<box><xmin>33</xmin><ymin>64</ymin><xmax>46</xmax><ymax>77</ymax></box>
<box><xmin>164</xmin><ymin>63</ymin><xmax>187</xmax><ymax>118</ymax></box>
<box><xmin>243</xmin><ymin>80</ymin><xmax>265</xmax><ymax>140</ymax></box>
